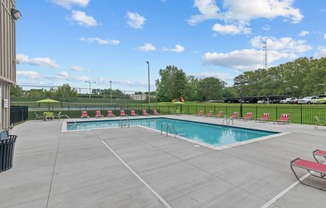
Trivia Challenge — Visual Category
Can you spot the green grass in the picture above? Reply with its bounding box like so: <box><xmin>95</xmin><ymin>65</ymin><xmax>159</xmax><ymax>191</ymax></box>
<box><xmin>19</xmin><ymin>101</ymin><xmax>326</xmax><ymax>125</ymax></box>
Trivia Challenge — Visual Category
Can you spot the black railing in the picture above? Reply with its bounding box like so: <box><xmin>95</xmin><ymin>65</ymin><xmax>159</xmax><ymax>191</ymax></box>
<box><xmin>10</xmin><ymin>106</ymin><xmax>28</xmax><ymax>125</ymax></box>
<box><xmin>25</xmin><ymin>104</ymin><xmax>326</xmax><ymax>125</ymax></box>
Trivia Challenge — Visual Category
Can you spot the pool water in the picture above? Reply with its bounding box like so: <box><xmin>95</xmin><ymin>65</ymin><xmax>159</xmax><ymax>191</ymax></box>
<box><xmin>67</xmin><ymin>118</ymin><xmax>276</xmax><ymax>147</ymax></box>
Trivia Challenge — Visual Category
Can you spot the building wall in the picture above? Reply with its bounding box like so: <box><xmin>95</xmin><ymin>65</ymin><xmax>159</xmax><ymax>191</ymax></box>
<box><xmin>0</xmin><ymin>0</ymin><xmax>17</xmax><ymax>129</ymax></box>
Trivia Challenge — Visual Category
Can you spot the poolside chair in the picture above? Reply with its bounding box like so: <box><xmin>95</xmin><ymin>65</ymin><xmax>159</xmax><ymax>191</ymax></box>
<box><xmin>240</xmin><ymin>112</ymin><xmax>252</xmax><ymax>121</ymax></box>
<box><xmin>44</xmin><ymin>112</ymin><xmax>54</xmax><ymax>120</ymax></box>
<box><xmin>206</xmin><ymin>111</ymin><xmax>213</xmax><ymax>117</ymax></box>
<box><xmin>95</xmin><ymin>110</ymin><xmax>103</xmax><ymax>118</ymax></box>
<box><xmin>314</xmin><ymin>116</ymin><xmax>326</xmax><ymax>129</ymax></box>
<box><xmin>215</xmin><ymin>111</ymin><xmax>223</xmax><ymax>118</ymax></box>
<box><xmin>153</xmin><ymin>110</ymin><xmax>160</xmax><ymax>115</ymax></box>
<box><xmin>120</xmin><ymin>110</ymin><xmax>127</xmax><ymax>116</ymax></box>
<box><xmin>142</xmin><ymin>110</ymin><xmax>149</xmax><ymax>116</ymax></box>
<box><xmin>230</xmin><ymin>112</ymin><xmax>238</xmax><ymax>119</ymax></box>
<box><xmin>107</xmin><ymin>110</ymin><xmax>115</xmax><ymax>117</ymax></box>
<box><xmin>273</xmin><ymin>114</ymin><xmax>290</xmax><ymax>124</ymax></box>
<box><xmin>81</xmin><ymin>111</ymin><xmax>90</xmax><ymax>118</ymax></box>
<box><xmin>196</xmin><ymin>110</ymin><xmax>203</xmax><ymax>116</ymax></box>
<box><xmin>290</xmin><ymin>158</ymin><xmax>326</xmax><ymax>190</ymax></box>
<box><xmin>313</xmin><ymin>149</ymin><xmax>326</xmax><ymax>163</ymax></box>
<box><xmin>130</xmin><ymin>110</ymin><xmax>138</xmax><ymax>116</ymax></box>
<box><xmin>34</xmin><ymin>112</ymin><xmax>43</xmax><ymax>120</ymax></box>
<box><xmin>54</xmin><ymin>112</ymin><xmax>62</xmax><ymax>120</ymax></box>
<box><xmin>255</xmin><ymin>113</ymin><xmax>270</xmax><ymax>122</ymax></box>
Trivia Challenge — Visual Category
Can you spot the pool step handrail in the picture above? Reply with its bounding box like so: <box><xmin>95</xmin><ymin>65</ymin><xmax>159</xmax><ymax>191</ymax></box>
<box><xmin>161</xmin><ymin>123</ymin><xmax>177</xmax><ymax>137</ymax></box>
<box><xmin>60</xmin><ymin>114</ymin><xmax>78</xmax><ymax>130</ymax></box>
<box><xmin>120</xmin><ymin>117</ymin><xmax>130</xmax><ymax>128</ymax></box>
<box><xmin>222</xmin><ymin>116</ymin><xmax>234</xmax><ymax>126</ymax></box>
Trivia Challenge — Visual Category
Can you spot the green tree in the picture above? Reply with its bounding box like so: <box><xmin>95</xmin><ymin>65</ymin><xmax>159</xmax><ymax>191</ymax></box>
<box><xmin>55</xmin><ymin>84</ymin><xmax>78</xmax><ymax>100</ymax></box>
<box><xmin>10</xmin><ymin>85</ymin><xmax>24</xmax><ymax>96</ymax></box>
<box><xmin>156</xmin><ymin>65</ymin><xmax>187</xmax><ymax>102</ymax></box>
<box><xmin>197</xmin><ymin>77</ymin><xmax>226</xmax><ymax>101</ymax></box>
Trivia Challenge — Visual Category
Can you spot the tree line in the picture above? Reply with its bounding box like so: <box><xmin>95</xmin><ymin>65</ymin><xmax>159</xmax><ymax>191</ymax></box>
<box><xmin>155</xmin><ymin>57</ymin><xmax>326</xmax><ymax>102</ymax></box>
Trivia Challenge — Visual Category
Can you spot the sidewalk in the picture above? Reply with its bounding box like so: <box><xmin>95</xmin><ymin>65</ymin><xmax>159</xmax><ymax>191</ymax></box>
<box><xmin>1</xmin><ymin>116</ymin><xmax>326</xmax><ymax>208</ymax></box>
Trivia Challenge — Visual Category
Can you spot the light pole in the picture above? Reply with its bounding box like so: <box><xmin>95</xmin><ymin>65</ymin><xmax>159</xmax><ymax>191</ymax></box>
<box><xmin>85</xmin><ymin>81</ymin><xmax>96</xmax><ymax>99</ymax></box>
<box><xmin>147</xmin><ymin>61</ymin><xmax>150</xmax><ymax>107</ymax></box>
<box><xmin>109</xmin><ymin>80</ymin><xmax>112</xmax><ymax>102</ymax></box>
<box><xmin>234</xmin><ymin>78</ymin><xmax>248</xmax><ymax>118</ymax></box>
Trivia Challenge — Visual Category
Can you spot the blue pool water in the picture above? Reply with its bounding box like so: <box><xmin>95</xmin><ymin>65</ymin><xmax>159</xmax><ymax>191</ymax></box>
<box><xmin>67</xmin><ymin>118</ymin><xmax>277</xmax><ymax>147</ymax></box>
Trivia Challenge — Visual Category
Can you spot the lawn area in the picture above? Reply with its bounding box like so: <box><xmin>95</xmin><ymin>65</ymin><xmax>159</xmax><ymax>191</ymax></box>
<box><xmin>21</xmin><ymin>101</ymin><xmax>326</xmax><ymax>125</ymax></box>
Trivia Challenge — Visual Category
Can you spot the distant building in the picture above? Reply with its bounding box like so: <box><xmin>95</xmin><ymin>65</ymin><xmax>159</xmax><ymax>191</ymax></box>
<box><xmin>130</xmin><ymin>94</ymin><xmax>155</xmax><ymax>101</ymax></box>
<box><xmin>0</xmin><ymin>1</ymin><xmax>21</xmax><ymax>129</ymax></box>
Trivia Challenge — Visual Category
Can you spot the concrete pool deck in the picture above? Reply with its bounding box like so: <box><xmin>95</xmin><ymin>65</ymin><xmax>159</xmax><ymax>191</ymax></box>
<box><xmin>1</xmin><ymin>115</ymin><xmax>326</xmax><ymax>208</ymax></box>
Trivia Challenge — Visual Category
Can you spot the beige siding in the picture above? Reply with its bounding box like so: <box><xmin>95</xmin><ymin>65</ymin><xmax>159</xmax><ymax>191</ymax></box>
<box><xmin>0</xmin><ymin>0</ymin><xmax>17</xmax><ymax>129</ymax></box>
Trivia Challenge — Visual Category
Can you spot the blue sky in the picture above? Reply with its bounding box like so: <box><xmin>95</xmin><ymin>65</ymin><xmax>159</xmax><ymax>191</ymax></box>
<box><xmin>15</xmin><ymin>0</ymin><xmax>326</xmax><ymax>93</ymax></box>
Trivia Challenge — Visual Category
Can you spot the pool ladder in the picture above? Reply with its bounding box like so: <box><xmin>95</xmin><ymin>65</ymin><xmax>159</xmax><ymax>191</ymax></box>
<box><xmin>222</xmin><ymin>116</ymin><xmax>234</xmax><ymax>126</ymax></box>
<box><xmin>120</xmin><ymin>117</ymin><xmax>130</xmax><ymax>128</ymax></box>
<box><xmin>161</xmin><ymin>123</ymin><xmax>177</xmax><ymax>137</ymax></box>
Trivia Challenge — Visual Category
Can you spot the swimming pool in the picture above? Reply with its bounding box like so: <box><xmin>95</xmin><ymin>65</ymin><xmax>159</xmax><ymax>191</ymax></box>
<box><xmin>67</xmin><ymin>118</ymin><xmax>277</xmax><ymax>147</ymax></box>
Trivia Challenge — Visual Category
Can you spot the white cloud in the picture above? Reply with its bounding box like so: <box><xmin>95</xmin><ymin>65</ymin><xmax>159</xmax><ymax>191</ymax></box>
<box><xmin>165</xmin><ymin>44</ymin><xmax>185</xmax><ymax>53</ymax></box>
<box><xmin>314</xmin><ymin>47</ymin><xmax>326</xmax><ymax>58</ymax></box>
<box><xmin>324</xmin><ymin>33</ymin><xmax>326</xmax><ymax>40</ymax></box>
<box><xmin>138</xmin><ymin>43</ymin><xmax>156</xmax><ymax>51</ymax></box>
<box><xmin>80</xmin><ymin>37</ymin><xmax>120</xmax><ymax>45</ymax></box>
<box><xmin>188</xmin><ymin>0</ymin><xmax>221</xmax><ymax>25</ymax></box>
<box><xmin>188</xmin><ymin>0</ymin><xmax>303</xmax><ymax>27</ymax></box>
<box><xmin>202</xmin><ymin>49</ymin><xmax>289</xmax><ymax>71</ymax></box>
<box><xmin>171</xmin><ymin>44</ymin><xmax>185</xmax><ymax>53</ymax></box>
<box><xmin>299</xmin><ymin>31</ymin><xmax>310</xmax><ymax>37</ymax></box>
<box><xmin>51</xmin><ymin>0</ymin><xmax>89</xmax><ymax>9</ymax></box>
<box><xmin>16</xmin><ymin>54</ymin><xmax>59</xmax><ymax>68</ymax></box>
<box><xmin>251</xmin><ymin>36</ymin><xmax>312</xmax><ymax>53</ymax></box>
<box><xmin>222</xmin><ymin>0</ymin><xmax>303</xmax><ymax>24</ymax></box>
<box><xmin>212</xmin><ymin>23</ymin><xmax>251</xmax><ymax>34</ymax></box>
<box><xmin>70</xmin><ymin>65</ymin><xmax>85</xmax><ymax>72</ymax></box>
<box><xmin>57</xmin><ymin>71</ymin><xmax>69</xmax><ymax>78</ymax></box>
<box><xmin>127</xmin><ymin>12</ymin><xmax>145</xmax><ymax>29</ymax></box>
<box><xmin>70</xmin><ymin>11</ymin><xmax>97</xmax><ymax>27</ymax></box>
<box><xmin>17</xmin><ymin>71</ymin><xmax>40</xmax><ymax>79</ymax></box>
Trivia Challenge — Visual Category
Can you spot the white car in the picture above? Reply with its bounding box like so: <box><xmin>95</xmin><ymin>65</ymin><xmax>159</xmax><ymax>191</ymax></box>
<box><xmin>298</xmin><ymin>96</ymin><xmax>318</xmax><ymax>104</ymax></box>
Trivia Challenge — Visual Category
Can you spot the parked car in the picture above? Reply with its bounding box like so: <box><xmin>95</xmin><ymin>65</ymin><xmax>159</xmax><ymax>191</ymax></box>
<box><xmin>279</xmin><ymin>97</ymin><xmax>298</xmax><ymax>104</ymax></box>
<box><xmin>298</xmin><ymin>96</ymin><xmax>318</xmax><ymax>104</ymax></box>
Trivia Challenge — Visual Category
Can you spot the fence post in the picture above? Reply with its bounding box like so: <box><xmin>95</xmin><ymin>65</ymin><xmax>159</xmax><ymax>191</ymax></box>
<box><xmin>275</xmin><ymin>106</ymin><xmax>278</xmax><ymax>120</ymax></box>
<box><xmin>301</xmin><ymin>105</ymin><xmax>303</xmax><ymax>124</ymax></box>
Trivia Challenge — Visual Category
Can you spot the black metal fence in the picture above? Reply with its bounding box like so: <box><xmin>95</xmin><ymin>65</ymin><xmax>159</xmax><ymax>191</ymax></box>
<box><xmin>26</xmin><ymin>103</ymin><xmax>326</xmax><ymax>125</ymax></box>
<box><xmin>10</xmin><ymin>106</ymin><xmax>28</xmax><ymax>125</ymax></box>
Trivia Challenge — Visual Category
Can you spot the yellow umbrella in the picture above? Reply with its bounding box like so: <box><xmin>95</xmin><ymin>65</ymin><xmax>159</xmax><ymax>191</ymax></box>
<box><xmin>35</xmin><ymin>98</ymin><xmax>60</xmax><ymax>111</ymax></box>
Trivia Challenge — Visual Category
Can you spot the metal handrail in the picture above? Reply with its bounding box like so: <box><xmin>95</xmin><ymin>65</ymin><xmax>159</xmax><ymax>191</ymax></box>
<box><xmin>120</xmin><ymin>117</ymin><xmax>130</xmax><ymax>128</ymax></box>
<box><xmin>161</xmin><ymin>123</ymin><xmax>177</xmax><ymax>137</ymax></box>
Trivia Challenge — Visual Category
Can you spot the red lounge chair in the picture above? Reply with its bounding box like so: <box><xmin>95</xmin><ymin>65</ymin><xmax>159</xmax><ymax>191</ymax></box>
<box><xmin>255</xmin><ymin>113</ymin><xmax>269</xmax><ymax>122</ymax></box>
<box><xmin>107</xmin><ymin>110</ymin><xmax>115</xmax><ymax>117</ymax></box>
<box><xmin>120</xmin><ymin>110</ymin><xmax>127</xmax><ymax>116</ymax></box>
<box><xmin>240</xmin><ymin>112</ymin><xmax>252</xmax><ymax>121</ymax></box>
<box><xmin>215</xmin><ymin>111</ymin><xmax>223</xmax><ymax>118</ymax></box>
<box><xmin>95</xmin><ymin>110</ymin><xmax>103</xmax><ymax>118</ymax></box>
<box><xmin>313</xmin><ymin>149</ymin><xmax>326</xmax><ymax>163</ymax></box>
<box><xmin>206</xmin><ymin>111</ymin><xmax>213</xmax><ymax>117</ymax></box>
<box><xmin>142</xmin><ymin>110</ymin><xmax>149</xmax><ymax>116</ymax></box>
<box><xmin>196</xmin><ymin>110</ymin><xmax>203</xmax><ymax>116</ymax></box>
<box><xmin>153</xmin><ymin>110</ymin><xmax>160</xmax><ymax>115</ymax></box>
<box><xmin>130</xmin><ymin>110</ymin><xmax>138</xmax><ymax>116</ymax></box>
<box><xmin>290</xmin><ymin>158</ymin><xmax>326</xmax><ymax>189</ymax></box>
<box><xmin>81</xmin><ymin>111</ymin><xmax>89</xmax><ymax>118</ymax></box>
<box><xmin>230</xmin><ymin>112</ymin><xmax>238</xmax><ymax>119</ymax></box>
<box><xmin>273</xmin><ymin>114</ymin><xmax>290</xmax><ymax>124</ymax></box>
